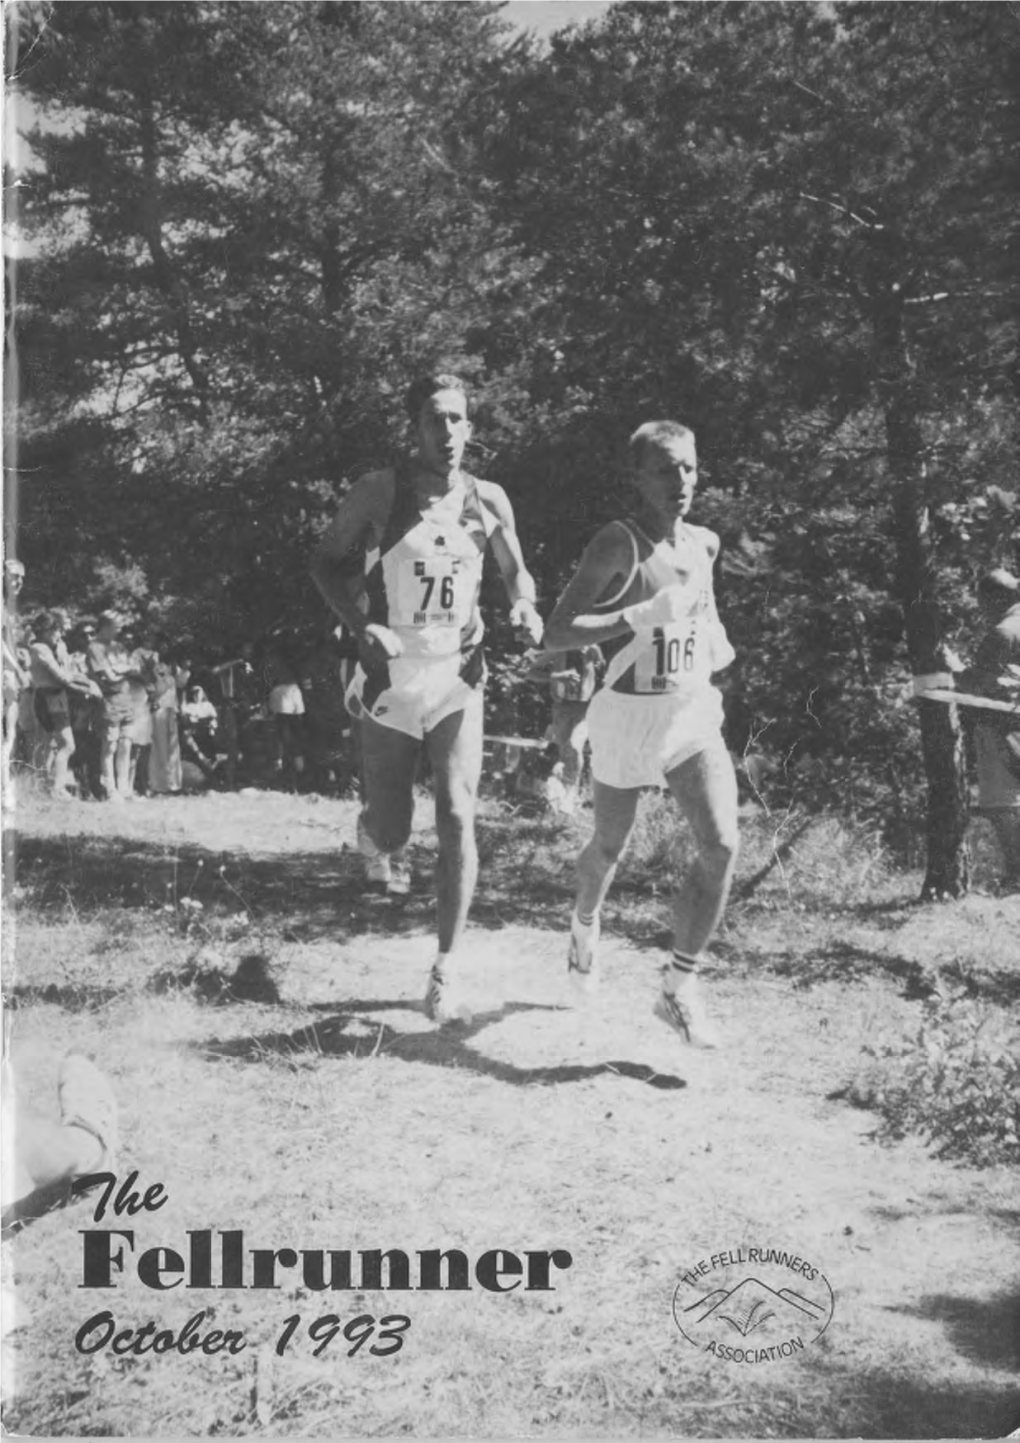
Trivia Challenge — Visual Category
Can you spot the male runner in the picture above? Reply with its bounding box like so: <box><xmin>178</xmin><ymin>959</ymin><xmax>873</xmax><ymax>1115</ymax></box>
<box><xmin>543</xmin><ymin>420</ymin><xmax>738</xmax><ymax>1047</ymax></box>
<box><xmin>311</xmin><ymin>374</ymin><xmax>543</xmax><ymax>1022</ymax></box>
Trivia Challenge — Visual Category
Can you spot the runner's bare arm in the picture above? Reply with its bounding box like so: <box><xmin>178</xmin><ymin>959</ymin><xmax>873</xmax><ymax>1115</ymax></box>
<box><xmin>544</xmin><ymin>526</ymin><xmax>635</xmax><ymax>650</ymax></box>
<box><xmin>544</xmin><ymin>523</ymin><xmax>693</xmax><ymax>650</ymax></box>
<box><xmin>482</xmin><ymin>482</ymin><xmax>543</xmax><ymax>642</ymax></box>
<box><xmin>311</xmin><ymin>472</ymin><xmax>403</xmax><ymax>659</ymax></box>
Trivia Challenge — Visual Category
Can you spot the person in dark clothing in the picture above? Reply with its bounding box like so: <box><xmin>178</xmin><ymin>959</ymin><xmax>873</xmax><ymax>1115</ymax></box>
<box><xmin>958</xmin><ymin>568</ymin><xmax>1020</xmax><ymax>887</ymax></box>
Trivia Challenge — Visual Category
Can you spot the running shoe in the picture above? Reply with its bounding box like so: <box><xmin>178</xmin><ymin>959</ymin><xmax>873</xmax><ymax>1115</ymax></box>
<box><xmin>423</xmin><ymin>965</ymin><xmax>473</xmax><ymax>1025</ymax></box>
<box><xmin>357</xmin><ymin>817</ymin><xmax>392</xmax><ymax>887</ymax></box>
<box><xmin>365</xmin><ymin>854</ymin><xmax>391</xmax><ymax>886</ymax></box>
<box><xmin>654</xmin><ymin>976</ymin><xmax>720</xmax><ymax>1049</ymax></box>
<box><xmin>567</xmin><ymin>911</ymin><xmax>600</xmax><ymax>997</ymax></box>
<box><xmin>387</xmin><ymin>854</ymin><xmax>411</xmax><ymax>897</ymax></box>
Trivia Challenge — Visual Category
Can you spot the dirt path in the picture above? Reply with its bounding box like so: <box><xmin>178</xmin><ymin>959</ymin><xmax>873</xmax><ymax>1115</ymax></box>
<box><xmin>4</xmin><ymin>794</ymin><xmax>1018</xmax><ymax>1437</ymax></box>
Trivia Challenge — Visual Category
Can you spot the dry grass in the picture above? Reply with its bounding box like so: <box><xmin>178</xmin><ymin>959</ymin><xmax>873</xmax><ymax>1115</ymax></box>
<box><xmin>2</xmin><ymin>785</ymin><xmax>1019</xmax><ymax>1437</ymax></box>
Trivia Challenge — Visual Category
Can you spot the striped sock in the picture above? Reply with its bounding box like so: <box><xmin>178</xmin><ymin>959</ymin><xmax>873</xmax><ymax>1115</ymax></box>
<box><xmin>668</xmin><ymin>950</ymin><xmax>699</xmax><ymax>990</ymax></box>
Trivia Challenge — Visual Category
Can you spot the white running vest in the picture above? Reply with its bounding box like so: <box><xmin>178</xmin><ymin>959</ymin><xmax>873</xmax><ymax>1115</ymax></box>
<box><xmin>598</xmin><ymin>520</ymin><xmax>726</xmax><ymax>696</ymax></box>
<box><xmin>362</xmin><ymin>468</ymin><xmax>501</xmax><ymax>662</ymax></box>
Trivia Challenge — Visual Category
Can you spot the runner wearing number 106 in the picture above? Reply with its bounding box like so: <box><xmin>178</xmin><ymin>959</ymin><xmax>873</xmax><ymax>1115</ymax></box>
<box><xmin>312</xmin><ymin>374</ymin><xmax>543</xmax><ymax>1024</ymax></box>
<box><xmin>543</xmin><ymin>421</ymin><xmax>739</xmax><ymax>1048</ymax></box>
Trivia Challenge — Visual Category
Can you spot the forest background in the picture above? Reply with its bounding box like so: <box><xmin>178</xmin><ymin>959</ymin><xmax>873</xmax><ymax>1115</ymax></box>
<box><xmin>5</xmin><ymin>0</ymin><xmax>1018</xmax><ymax>893</ymax></box>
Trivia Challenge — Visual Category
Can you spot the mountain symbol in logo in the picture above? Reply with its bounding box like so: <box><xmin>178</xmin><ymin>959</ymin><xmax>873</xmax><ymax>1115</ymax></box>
<box><xmin>683</xmin><ymin>1278</ymin><xmax>827</xmax><ymax>1338</ymax></box>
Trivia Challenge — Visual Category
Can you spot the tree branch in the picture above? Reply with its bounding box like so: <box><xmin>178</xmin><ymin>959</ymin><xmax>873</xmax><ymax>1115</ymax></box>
<box><xmin>798</xmin><ymin>191</ymin><xmax>885</xmax><ymax>232</ymax></box>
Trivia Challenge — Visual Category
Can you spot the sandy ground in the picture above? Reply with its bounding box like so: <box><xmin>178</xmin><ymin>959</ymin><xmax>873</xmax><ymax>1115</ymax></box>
<box><xmin>2</xmin><ymin>791</ymin><xmax>1018</xmax><ymax>1436</ymax></box>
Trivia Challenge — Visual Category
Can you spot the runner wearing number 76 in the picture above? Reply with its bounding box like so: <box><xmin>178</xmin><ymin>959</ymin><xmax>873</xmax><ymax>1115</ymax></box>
<box><xmin>543</xmin><ymin>420</ymin><xmax>738</xmax><ymax>1048</ymax></box>
<box><xmin>312</xmin><ymin>374</ymin><xmax>543</xmax><ymax>1023</ymax></box>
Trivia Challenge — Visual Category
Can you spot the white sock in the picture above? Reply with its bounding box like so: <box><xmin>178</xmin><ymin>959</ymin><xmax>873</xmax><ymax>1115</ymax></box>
<box><xmin>667</xmin><ymin>950</ymin><xmax>699</xmax><ymax>994</ymax></box>
<box><xmin>432</xmin><ymin>951</ymin><xmax>456</xmax><ymax>980</ymax></box>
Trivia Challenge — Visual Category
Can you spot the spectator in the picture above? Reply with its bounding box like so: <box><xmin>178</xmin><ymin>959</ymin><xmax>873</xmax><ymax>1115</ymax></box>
<box><xmin>144</xmin><ymin>633</ymin><xmax>185</xmax><ymax>795</ymax></box>
<box><xmin>66</xmin><ymin>621</ymin><xmax>103</xmax><ymax>799</ymax></box>
<box><xmin>958</xmin><ymin>568</ymin><xmax>1020</xmax><ymax>889</ymax></box>
<box><xmin>209</xmin><ymin>645</ymin><xmax>257</xmax><ymax>789</ymax></box>
<box><xmin>179</xmin><ymin>683</ymin><xmax>221</xmax><ymax>784</ymax></box>
<box><xmin>265</xmin><ymin>638</ymin><xmax>307</xmax><ymax>786</ymax></box>
<box><xmin>2</xmin><ymin>560</ymin><xmax>29</xmax><ymax>799</ymax></box>
<box><xmin>86</xmin><ymin>612</ymin><xmax>138</xmax><ymax>801</ymax></box>
<box><xmin>28</xmin><ymin>613</ymin><xmax>97</xmax><ymax>799</ymax></box>
<box><xmin>122</xmin><ymin>628</ymin><xmax>155</xmax><ymax>796</ymax></box>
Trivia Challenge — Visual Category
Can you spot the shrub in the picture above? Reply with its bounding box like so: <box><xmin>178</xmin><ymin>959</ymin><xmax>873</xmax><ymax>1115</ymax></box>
<box><xmin>848</xmin><ymin>989</ymin><xmax>1020</xmax><ymax>1167</ymax></box>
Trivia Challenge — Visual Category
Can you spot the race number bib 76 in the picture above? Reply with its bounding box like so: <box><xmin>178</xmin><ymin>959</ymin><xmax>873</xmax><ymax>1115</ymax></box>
<box><xmin>395</xmin><ymin>557</ymin><xmax>468</xmax><ymax>629</ymax></box>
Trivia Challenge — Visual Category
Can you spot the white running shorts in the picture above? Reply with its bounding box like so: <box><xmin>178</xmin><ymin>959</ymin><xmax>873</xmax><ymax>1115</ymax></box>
<box><xmin>269</xmin><ymin>683</ymin><xmax>306</xmax><ymax>716</ymax></box>
<box><xmin>346</xmin><ymin>655</ymin><xmax>483</xmax><ymax>740</ymax></box>
<box><xmin>588</xmin><ymin>685</ymin><xmax>725</xmax><ymax>790</ymax></box>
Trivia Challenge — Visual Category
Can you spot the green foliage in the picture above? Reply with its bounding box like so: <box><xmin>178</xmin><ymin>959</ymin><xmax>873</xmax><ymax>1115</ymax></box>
<box><xmin>10</xmin><ymin>0</ymin><xmax>524</xmax><ymax>641</ymax></box>
<box><xmin>7</xmin><ymin>0</ymin><xmax>1019</xmax><ymax>861</ymax></box>
<box><xmin>851</xmin><ymin>989</ymin><xmax>1020</xmax><ymax>1168</ymax></box>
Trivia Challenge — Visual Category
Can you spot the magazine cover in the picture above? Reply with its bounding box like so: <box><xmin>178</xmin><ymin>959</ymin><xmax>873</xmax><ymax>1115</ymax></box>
<box><xmin>3</xmin><ymin>1</ymin><xmax>1018</xmax><ymax>1437</ymax></box>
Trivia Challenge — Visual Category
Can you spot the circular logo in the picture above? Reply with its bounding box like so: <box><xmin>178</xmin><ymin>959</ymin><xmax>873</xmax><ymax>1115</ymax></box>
<box><xmin>672</xmin><ymin>1246</ymin><xmax>835</xmax><ymax>1365</ymax></box>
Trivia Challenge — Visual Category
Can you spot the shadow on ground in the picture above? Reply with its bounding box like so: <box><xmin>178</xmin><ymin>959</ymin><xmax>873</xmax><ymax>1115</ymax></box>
<box><xmin>771</xmin><ymin>1367</ymin><xmax>1020</xmax><ymax>1440</ymax></box>
<box><xmin>5</xmin><ymin>982</ymin><xmax>124</xmax><ymax>1013</ymax></box>
<box><xmin>889</xmin><ymin>1291</ymin><xmax>1020</xmax><ymax>1374</ymax></box>
<box><xmin>193</xmin><ymin>999</ymin><xmax>687</xmax><ymax>1091</ymax></box>
<box><xmin>764</xmin><ymin>940</ymin><xmax>1019</xmax><ymax>1006</ymax></box>
<box><xmin>13</xmin><ymin>824</ymin><xmax>578</xmax><ymax>940</ymax></box>
<box><xmin>12</xmin><ymin>823</ymin><xmax>665</xmax><ymax>944</ymax></box>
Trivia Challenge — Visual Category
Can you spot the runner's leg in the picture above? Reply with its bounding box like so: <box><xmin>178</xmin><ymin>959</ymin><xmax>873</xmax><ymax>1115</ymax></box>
<box><xmin>358</xmin><ymin>712</ymin><xmax>420</xmax><ymax>855</ymax></box>
<box><xmin>425</xmin><ymin>697</ymin><xmax>484</xmax><ymax>955</ymax></box>
<box><xmin>576</xmin><ymin>779</ymin><xmax>640</xmax><ymax>919</ymax></box>
<box><xmin>656</xmin><ymin>737</ymin><xmax>737</xmax><ymax>1047</ymax></box>
<box><xmin>664</xmin><ymin>736</ymin><xmax>739</xmax><ymax>957</ymax></box>
<box><xmin>567</xmin><ymin>779</ymin><xmax>640</xmax><ymax>988</ymax></box>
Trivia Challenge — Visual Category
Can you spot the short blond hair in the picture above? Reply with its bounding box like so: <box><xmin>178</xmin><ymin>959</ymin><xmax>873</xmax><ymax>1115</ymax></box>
<box><xmin>628</xmin><ymin>420</ymin><xmax>695</xmax><ymax>469</ymax></box>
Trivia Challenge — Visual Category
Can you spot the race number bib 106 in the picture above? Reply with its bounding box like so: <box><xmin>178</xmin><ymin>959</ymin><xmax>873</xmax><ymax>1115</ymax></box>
<box><xmin>634</xmin><ymin>622</ymin><xmax>702</xmax><ymax>693</ymax></box>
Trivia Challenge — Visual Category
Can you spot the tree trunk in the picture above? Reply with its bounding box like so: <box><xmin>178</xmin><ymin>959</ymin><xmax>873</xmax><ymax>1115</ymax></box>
<box><xmin>876</xmin><ymin>286</ymin><xmax>970</xmax><ymax>899</ymax></box>
<box><xmin>137</xmin><ymin>79</ymin><xmax>211</xmax><ymax>419</ymax></box>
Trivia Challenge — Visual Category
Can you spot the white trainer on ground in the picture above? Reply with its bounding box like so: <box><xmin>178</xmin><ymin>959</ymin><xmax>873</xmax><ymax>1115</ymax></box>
<box><xmin>567</xmin><ymin>910</ymin><xmax>601</xmax><ymax>996</ymax></box>
<box><xmin>654</xmin><ymin>971</ymin><xmax>720</xmax><ymax>1049</ymax></box>
<box><xmin>424</xmin><ymin>959</ymin><xmax>473</xmax><ymax>1025</ymax></box>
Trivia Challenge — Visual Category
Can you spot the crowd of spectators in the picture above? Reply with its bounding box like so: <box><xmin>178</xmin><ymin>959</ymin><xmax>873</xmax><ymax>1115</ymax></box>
<box><xmin>1</xmin><ymin>563</ymin><xmax>362</xmax><ymax>803</ymax></box>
